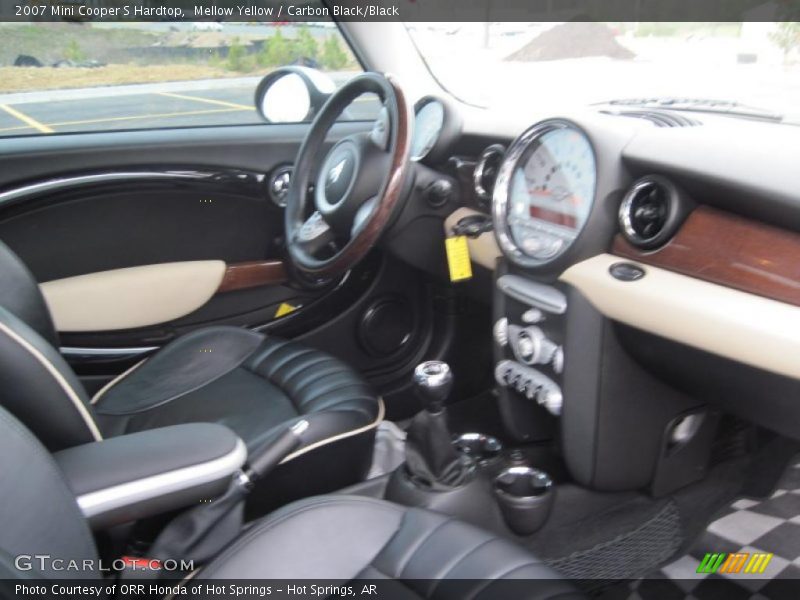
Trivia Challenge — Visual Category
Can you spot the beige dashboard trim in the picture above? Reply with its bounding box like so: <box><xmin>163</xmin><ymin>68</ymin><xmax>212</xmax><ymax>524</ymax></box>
<box><xmin>560</xmin><ymin>254</ymin><xmax>800</xmax><ymax>380</ymax></box>
<box><xmin>444</xmin><ymin>208</ymin><xmax>501</xmax><ymax>271</ymax></box>
<box><xmin>40</xmin><ymin>261</ymin><xmax>226</xmax><ymax>332</ymax></box>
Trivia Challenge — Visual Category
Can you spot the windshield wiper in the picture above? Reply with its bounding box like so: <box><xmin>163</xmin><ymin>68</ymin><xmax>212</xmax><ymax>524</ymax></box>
<box><xmin>600</xmin><ymin>97</ymin><xmax>785</xmax><ymax>123</ymax></box>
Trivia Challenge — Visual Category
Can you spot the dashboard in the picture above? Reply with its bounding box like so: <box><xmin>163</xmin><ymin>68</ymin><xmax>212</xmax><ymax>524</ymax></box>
<box><xmin>393</xmin><ymin>93</ymin><xmax>800</xmax><ymax>477</ymax></box>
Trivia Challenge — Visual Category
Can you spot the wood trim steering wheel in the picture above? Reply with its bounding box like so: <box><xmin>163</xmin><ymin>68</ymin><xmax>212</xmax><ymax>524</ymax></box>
<box><xmin>284</xmin><ymin>72</ymin><xmax>411</xmax><ymax>278</ymax></box>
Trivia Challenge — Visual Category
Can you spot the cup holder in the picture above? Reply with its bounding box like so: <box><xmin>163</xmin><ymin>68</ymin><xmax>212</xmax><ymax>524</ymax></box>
<box><xmin>495</xmin><ymin>466</ymin><xmax>551</xmax><ymax>497</ymax></box>
<box><xmin>452</xmin><ymin>433</ymin><xmax>503</xmax><ymax>465</ymax></box>
<box><xmin>493</xmin><ymin>466</ymin><xmax>553</xmax><ymax>535</ymax></box>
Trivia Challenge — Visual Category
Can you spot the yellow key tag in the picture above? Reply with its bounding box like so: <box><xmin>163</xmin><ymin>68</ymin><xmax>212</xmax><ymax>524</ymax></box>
<box><xmin>274</xmin><ymin>302</ymin><xmax>299</xmax><ymax>318</ymax></box>
<box><xmin>445</xmin><ymin>236</ymin><xmax>473</xmax><ymax>282</ymax></box>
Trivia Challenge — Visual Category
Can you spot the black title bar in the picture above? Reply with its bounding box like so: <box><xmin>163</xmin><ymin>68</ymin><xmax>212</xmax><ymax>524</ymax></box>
<box><xmin>2</xmin><ymin>0</ymin><xmax>800</xmax><ymax>22</ymax></box>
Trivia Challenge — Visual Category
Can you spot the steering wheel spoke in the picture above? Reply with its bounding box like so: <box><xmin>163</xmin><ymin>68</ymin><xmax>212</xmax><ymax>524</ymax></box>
<box><xmin>369</xmin><ymin>104</ymin><xmax>392</xmax><ymax>152</ymax></box>
<box><xmin>295</xmin><ymin>211</ymin><xmax>336</xmax><ymax>256</ymax></box>
<box><xmin>351</xmin><ymin>196</ymin><xmax>380</xmax><ymax>237</ymax></box>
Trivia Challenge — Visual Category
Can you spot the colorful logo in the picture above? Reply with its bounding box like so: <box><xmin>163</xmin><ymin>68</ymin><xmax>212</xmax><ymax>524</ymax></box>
<box><xmin>697</xmin><ymin>552</ymin><xmax>773</xmax><ymax>574</ymax></box>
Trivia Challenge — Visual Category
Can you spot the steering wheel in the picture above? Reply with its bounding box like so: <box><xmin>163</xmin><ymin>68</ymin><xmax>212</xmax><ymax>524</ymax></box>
<box><xmin>284</xmin><ymin>72</ymin><xmax>412</xmax><ymax>278</ymax></box>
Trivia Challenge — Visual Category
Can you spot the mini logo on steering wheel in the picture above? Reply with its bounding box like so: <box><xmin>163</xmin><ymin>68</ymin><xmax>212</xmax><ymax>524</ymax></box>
<box><xmin>328</xmin><ymin>159</ymin><xmax>347</xmax><ymax>185</ymax></box>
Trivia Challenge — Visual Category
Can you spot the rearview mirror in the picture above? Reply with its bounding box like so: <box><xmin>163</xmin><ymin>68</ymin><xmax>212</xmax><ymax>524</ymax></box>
<box><xmin>255</xmin><ymin>67</ymin><xmax>336</xmax><ymax>124</ymax></box>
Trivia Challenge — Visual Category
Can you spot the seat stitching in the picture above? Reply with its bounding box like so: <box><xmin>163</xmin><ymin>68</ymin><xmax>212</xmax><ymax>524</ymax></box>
<box><xmin>460</xmin><ymin>559</ymin><xmax>544</xmax><ymax>600</ymax></box>
<box><xmin>253</xmin><ymin>351</ymin><xmax>338</xmax><ymax>411</ymax></box>
<box><xmin>200</xmin><ymin>496</ymin><xmax>404</xmax><ymax>578</ymax></box>
<box><xmin>426</xmin><ymin>537</ymin><xmax>497</xmax><ymax>595</ymax></box>
<box><xmin>245</xmin><ymin>339</ymin><xmax>288</xmax><ymax>370</ymax></box>
<box><xmin>260</xmin><ymin>348</ymin><xmax>318</xmax><ymax>378</ymax></box>
<box><xmin>363</xmin><ymin>563</ymin><xmax>422</xmax><ymax>597</ymax></box>
<box><xmin>393</xmin><ymin>515</ymin><xmax>455</xmax><ymax>579</ymax></box>
<box><xmin>281</xmin><ymin>364</ymin><xmax>348</xmax><ymax>397</ymax></box>
<box><xmin>298</xmin><ymin>397</ymin><xmax>376</xmax><ymax>419</ymax></box>
<box><xmin>295</xmin><ymin>381</ymin><xmax>372</xmax><ymax>409</ymax></box>
<box><xmin>291</xmin><ymin>405</ymin><xmax>375</xmax><ymax>425</ymax></box>
<box><xmin>292</xmin><ymin>372</ymin><xmax>367</xmax><ymax>401</ymax></box>
<box><xmin>278</xmin><ymin>357</ymin><xmax>335</xmax><ymax>386</ymax></box>
<box><xmin>290</xmin><ymin>363</ymin><xmax>348</xmax><ymax>387</ymax></box>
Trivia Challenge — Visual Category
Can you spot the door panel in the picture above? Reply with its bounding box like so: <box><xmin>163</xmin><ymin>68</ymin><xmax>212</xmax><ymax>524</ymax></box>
<box><xmin>40</xmin><ymin>260</ymin><xmax>226</xmax><ymax>332</ymax></box>
<box><xmin>0</xmin><ymin>169</ymin><xmax>279</xmax><ymax>282</ymax></box>
<box><xmin>0</xmin><ymin>124</ymin><xmax>371</xmax><ymax>368</ymax></box>
<box><xmin>0</xmin><ymin>166</ymin><xmax>304</xmax><ymax>347</ymax></box>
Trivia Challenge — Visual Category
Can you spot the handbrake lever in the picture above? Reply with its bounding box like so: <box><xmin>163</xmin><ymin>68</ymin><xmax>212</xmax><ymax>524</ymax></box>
<box><xmin>147</xmin><ymin>420</ymin><xmax>309</xmax><ymax>569</ymax></box>
<box><xmin>242</xmin><ymin>419</ymin><xmax>309</xmax><ymax>485</ymax></box>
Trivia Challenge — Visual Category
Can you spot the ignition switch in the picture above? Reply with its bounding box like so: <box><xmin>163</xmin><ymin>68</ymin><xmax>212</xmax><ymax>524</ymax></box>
<box><xmin>451</xmin><ymin>213</ymin><xmax>493</xmax><ymax>238</ymax></box>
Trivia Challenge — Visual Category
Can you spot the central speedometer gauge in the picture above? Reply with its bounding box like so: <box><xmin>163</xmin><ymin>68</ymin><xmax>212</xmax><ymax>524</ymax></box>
<box><xmin>493</xmin><ymin>121</ymin><xmax>596</xmax><ymax>267</ymax></box>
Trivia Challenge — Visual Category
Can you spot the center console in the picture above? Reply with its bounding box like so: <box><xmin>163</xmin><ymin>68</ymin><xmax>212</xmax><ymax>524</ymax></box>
<box><xmin>493</xmin><ymin>270</ymin><xmax>568</xmax><ymax>442</ymax></box>
<box><xmin>484</xmin><ymin>118</ymin><xmax>715</xmax><ymax>494</ymax></box>
<box><xmin>378</xmin><ymin>360</ymin><xmax>556</xmax><ymax>538</ymax></box>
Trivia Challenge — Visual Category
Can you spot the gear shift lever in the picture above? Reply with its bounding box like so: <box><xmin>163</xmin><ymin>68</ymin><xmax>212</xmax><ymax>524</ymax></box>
<box><xmin>413</xmin><ymin>361</ymin><xmax>453</xmax><ymax>414</ymax></box>
<box><xmin>405</xmin><ymin>361</ymin><xmax>472</xmax><ymax>488</ymax></box>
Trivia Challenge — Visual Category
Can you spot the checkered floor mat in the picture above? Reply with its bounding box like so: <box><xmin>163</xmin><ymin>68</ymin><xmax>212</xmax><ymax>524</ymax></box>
<box><xmin>606</xmin><ymin>460</ymin><xmax>800</xmax><ymax>599</ymax></box>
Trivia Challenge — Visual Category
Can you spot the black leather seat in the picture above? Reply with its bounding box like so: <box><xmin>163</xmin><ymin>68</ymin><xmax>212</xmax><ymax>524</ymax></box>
<box><xmin>0</xmin><ymin>405</ymin><xmax>582</xmax><ymax>599</ymax></box>
<box><xmin>204</xmin><ymin>495</ymin><xmax>580</xmax><ymax>595</ymax></box>
<box><xmin>93</xmin><ymin>327</ymin><xmax>379</xmax><ymax>455</ymax></box>
<box><xmin>0</xmin><ymin>240</ymin><xmax>380</xmax><ymax>499</ymax></box>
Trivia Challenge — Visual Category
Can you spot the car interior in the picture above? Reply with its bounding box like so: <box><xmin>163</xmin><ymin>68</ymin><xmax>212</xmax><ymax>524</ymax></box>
<box><xmin>1</xmin><ymin>17</ymin><xmax>799</xmax><ymax>599</ymax></box>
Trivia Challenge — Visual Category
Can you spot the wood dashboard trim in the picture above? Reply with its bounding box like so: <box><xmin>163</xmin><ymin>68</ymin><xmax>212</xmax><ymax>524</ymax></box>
<box><xmin>613</xmin><ymin>206</ymin><xmax>800</xmax><ymax>308</ymax></box>
<box><xmin>218</xmin><ymin>260</ymin><xmax>288</xmax><ymax>293</ymax></box>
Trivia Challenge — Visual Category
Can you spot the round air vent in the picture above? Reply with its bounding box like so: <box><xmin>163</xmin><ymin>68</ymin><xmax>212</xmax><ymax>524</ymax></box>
<box><xmin>473</xmin><ymin>144</ymin><xmax>505</xmax><ymax>205</ymax></box>
<box><xmin>619</xmin><ymin>175</ymin><xmax>691</xmax><ymax>249</ymax></box>
<box><xmin>268</xmin><ymin>165</ymin><xmax>293</xmax><ymax>208</ymax></box>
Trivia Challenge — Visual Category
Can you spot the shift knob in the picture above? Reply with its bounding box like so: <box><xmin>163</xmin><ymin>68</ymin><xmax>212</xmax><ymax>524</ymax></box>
<box><xmin>413</xmin><ymin>361</ymin><xmax>453</xmax><ymax>414</ymax></box>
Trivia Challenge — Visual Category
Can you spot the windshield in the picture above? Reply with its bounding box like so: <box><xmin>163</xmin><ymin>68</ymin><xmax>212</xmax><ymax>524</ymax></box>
<box><xmin>0</xmin><ymin>19</ymin><xmax>365</xmax><ymax>138</ymax></box>
<box><xmin>406</xmin><ymin>22</ymin><xmax>800</xmax><ymax>120</ymax></box>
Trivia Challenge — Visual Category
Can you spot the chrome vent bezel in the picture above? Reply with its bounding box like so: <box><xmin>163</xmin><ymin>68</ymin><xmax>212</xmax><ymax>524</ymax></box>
<box><xmin>619</xmin><ymin>175</ymin><xmax>684</xmax><ymax>249</ymax></box>
<box><xmin>473</xmin><ymin>144</ymin><xmax>505</xmax><ymax>203</ymax></box>
<box><xmin>267</xmin><ymin>165</ymin><xmax>294</xmax><ymax>208</ymax></box>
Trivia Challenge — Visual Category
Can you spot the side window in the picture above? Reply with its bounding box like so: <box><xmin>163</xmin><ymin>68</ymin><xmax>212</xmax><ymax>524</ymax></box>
<box><xmin>0</xmin><ymin>17</ymin><xmax>371</xmax><ymax>138</ymax></box>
